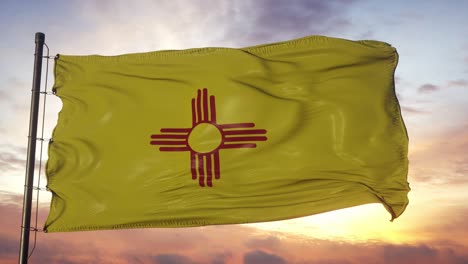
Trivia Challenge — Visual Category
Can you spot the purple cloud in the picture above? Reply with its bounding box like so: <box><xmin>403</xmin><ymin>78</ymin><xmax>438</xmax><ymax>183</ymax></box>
<box><xmin>311</xmin><ymin>260</ymin><xmax>352</xmax><ymax>264</ymax></box>
<box><xmin>418</xmin><ymin>84</ymin><xmax>440</xmax><ymax>93</ymax></box>
<box><xmin>217</xmin><ymin>0</ymin><xmax>359</xmax><ymax>46</ymax></box>
<box><xmin>400</xmin><ymin>106</ymin><xmax>427</xmax><ymax>115</ymax></box>
<box><xmin>1</xmin><ymin>192</ymin><xmax>468</xmax><ymax>264</ymax></box>
<box><xmin>417</xmin><ymin>80</ymin><xmax>467</xmax><ymax>94</ymax></box>
<box><xmin>211</xmin><ymin>252</ymin><xmax>232</xmax><ymax>264</ymax></box>
<box><xmin>153</xmin><ymin>254</ymin><xmax>197</xmax><ymax>264</ymax></box>
<box><xmin>245</xmin><ymin>236</ymin><xmax>281</xmax><ymax>250</ymax></box>
<box><xmin>244</xmin><ymin>250</ymin><xmax>287</xmax><ymax>264</ymax></box>
<box><xmin>0</xmin><ymin>144</ymin><xmax>41</xmax><ymax>174</ymax></box>
<box><xmin>0</xmin><ymin>234</ymin><xmax>17</xmax><ymax>258</ymax></box>
<box><xmin>448</xmin><ymin>79</ymin><xmax>468</xmax><ymax>87</ymax></box>
<box><xmin>383</xmin><ymin>244</ymin><xmax>468</xmax><ymax>264</ymax></box>
<box><xmin>383</xmin><ymin>244</ymin><xmax>437</xmax><ymax>263</ymax></box>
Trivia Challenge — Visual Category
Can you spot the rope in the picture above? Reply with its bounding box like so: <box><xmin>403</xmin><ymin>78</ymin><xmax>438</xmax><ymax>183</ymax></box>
<box><xmin>28</xmin><ymin>42</ymin><xmax>52</xmax><ymax>260</ymax></box>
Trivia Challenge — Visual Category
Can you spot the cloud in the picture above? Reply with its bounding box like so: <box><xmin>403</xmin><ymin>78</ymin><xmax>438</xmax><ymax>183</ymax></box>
<box><xmin>224</xmin><ymin>0</ymin><xmax>356</xmax><ymax>44</ymax></box>
<box><xmin>400</xmin><ymin>106</ymin><xmax>427</xmax><ymax>115</ymax></box>
<box><xmin>448</xmin><ymin>79</ymin><xmax>468</xmax><ymax>87</ymax></box>
<box><xmin>62</xmin><ymin>0</ymin><xmax>359</xmax><ymax>56</ymax></box>
<box><xmin>211</xmin><ymin>251</ymin><xmax>232</xmax><ymax>264</ymax></box>
<box><xmin>383</xmin><ymin>244</ymin><xmax>437</xmax><ymax>264</ymax></box>
<box><xmin>454</xmin><ymin>159</ymin><xmax>468</xmax><ymax>175</ymax></box>
<box><xmin>1</xmin><ymin>192</ymin><xmax>468</xmax><ymax>264</ymax></box>
<box><xmin>0</xmin><ymin>146</ymin><xmax>27</xmax><ymax>173</ymax></box>
<box><xmin>414</xmin><ymin>207</ymin><xmax>468</xmax><ymax>246</ymax></box>
<box><xmin>383</xmin><ymin>244</ymin><xmax>468</xmax><ymax>264</ymax></box>
<box><xmin>0</xmin><ymin>191</ymin><xmax>23</xmax><ymax>205</ymax></box>
<box><xmin>153</xmin><ymin>254</ymin><xmax>197</xmax><ymax>264</ymax></box>
<box><xmin>409</xmin><ymin>122</ymin><xmax>468</xmax><ymax>184</ymax></box>
<box><xmin>309</xmin><ymin>260</ymin><xmax>352</xmax><ymax>264</ymax></box>
<box><xmin>0</xmin><ymin>234</ymin><xmax>17</xmax><ymax>257</ymax></box>
<box><xmin>243</xmin><ymin>250</ymin><xmax>287</xmax><ymax>264</ymax></box>
<box><xmin>417</xmin><ymin>80</ymin><xmax>468</xmax><ymax>94</ymax></box>
<box><xmin>245</xmin><ymin>236</ymin><xmax>281</xmax><ymax>251</ymax></box>
<box><xmin>0</xmin><ymin>76</ymin><xmax>58</xmax><ymax>163</ymax></box>
<box><xmin>418</xmin><ymin>84</ymin><xmax>440</xmax><ymax>93</ymax></box>
<box><xmin>0</xmin><ymin>144</ymin><xmax>43</xmax><ymax>186</ymax></box>
<box><xmin>0</xmin><ymin>77</ymin><xmax>31</xmax><ymax>121</ymax></box>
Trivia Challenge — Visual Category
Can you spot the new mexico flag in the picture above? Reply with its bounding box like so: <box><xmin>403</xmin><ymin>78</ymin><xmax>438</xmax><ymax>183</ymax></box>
<box><xmin>44</xmin><ymin>35</ymin><xmax>409</xmax><ymax>232</ymax></box>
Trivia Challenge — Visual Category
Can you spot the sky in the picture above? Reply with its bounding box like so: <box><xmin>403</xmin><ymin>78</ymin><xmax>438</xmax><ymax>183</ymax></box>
<box><xmin>1</xmin><ymin>0</ymin><xmax>468</xmax><ymax>263</ymax></box>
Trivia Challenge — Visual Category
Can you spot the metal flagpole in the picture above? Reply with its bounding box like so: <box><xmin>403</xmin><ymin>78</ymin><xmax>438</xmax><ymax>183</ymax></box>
<box><xmin>19</xmin><ymin>32</ymin><xmax>45</xmax><ymax>264</ymax></box>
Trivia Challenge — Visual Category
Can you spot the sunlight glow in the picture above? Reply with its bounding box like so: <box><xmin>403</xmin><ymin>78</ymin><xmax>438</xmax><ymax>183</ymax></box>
<box><xmin>248</xmin><ymin>204</ymin><xmax>410</xmax><ymax>243</ymax></box>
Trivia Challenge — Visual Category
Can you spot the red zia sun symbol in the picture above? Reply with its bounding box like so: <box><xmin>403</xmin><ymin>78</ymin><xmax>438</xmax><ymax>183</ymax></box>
<box><xmin>150</xmin><ymin>88</ymin><xmax>267</xmax><ymax>187</ymax></box>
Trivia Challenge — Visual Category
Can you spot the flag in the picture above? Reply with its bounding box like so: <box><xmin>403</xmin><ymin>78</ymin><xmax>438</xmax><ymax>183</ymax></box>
<box><xmin>44</xmin><ymin>35</ymin><xmax>409</xmax><ymax>232</ymax></box>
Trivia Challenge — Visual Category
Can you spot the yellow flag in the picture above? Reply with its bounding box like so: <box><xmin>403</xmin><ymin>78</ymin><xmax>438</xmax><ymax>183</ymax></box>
<box><xmin>44</xmin><ymin>35</ymin><xmax>409</xmax><ymax>232</ymax></box>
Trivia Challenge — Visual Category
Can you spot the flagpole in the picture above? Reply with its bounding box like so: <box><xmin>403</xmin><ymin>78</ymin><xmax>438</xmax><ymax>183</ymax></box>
<box><xmin>19</xmin><ymin>32</ymin><xmax>45</xmax><ymax>264</ymax></box>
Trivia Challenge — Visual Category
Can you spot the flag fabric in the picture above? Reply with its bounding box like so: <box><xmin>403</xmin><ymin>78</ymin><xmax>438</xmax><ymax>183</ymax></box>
<box><xmin>44</xmin><ymin>35</ymin><xmax>409</xmax><ymax>232</ymax></box>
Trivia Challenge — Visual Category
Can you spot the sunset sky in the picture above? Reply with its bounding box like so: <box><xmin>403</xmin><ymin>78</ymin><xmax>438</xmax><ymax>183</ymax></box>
<box><xmin>1</xmin><ymin>0</ymin><xmax>468</xmax><ymax>263</ymax></box>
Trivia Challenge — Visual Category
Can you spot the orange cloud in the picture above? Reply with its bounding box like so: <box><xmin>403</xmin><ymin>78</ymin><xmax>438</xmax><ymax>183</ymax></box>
<box><xmin>1</xmin><ymin>192</ymin><xmax>468</xmax><ymax>264</ymax></box>
<box><xmin>448</xmin><ymin>79</ymin><xmax>468</xmax><ymax>87</ymax></box>
<box><xmin>409</xmin><ymin>122</ymin><xmax>468</xmax><ymax>184</ymax></box>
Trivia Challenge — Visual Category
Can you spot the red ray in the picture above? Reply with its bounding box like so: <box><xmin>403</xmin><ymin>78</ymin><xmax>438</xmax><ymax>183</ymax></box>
<box><xmin>213</xmin><ymin>151</ymin><xmax>220</xmax><ymax>179</ymax></box>
<box><xmin>197</xmin><ymin>154</ymin><xmax>205</xmax><ymax>187</ymax></box>
<box><xmin>210</xmin><ymin>95</ymin><xmax>216</xmax><ymax>122</ymax></box>
<box><xmin>222</xmin><ymin>129</ymin><xmax>267</xmax><ymax>135</ymax></box>
<box><xmin>192</xmin><ymin>98</ymin><xmax>196</xmax><ymax>125</ymax></box>
<box><xmin>150</xmin><ymin>140</ymin><xmax>187</xmax><ymax>145</ymax></box>
<box><xmin>160</xmin><ymin>128</ymin><xmax>191</xmax><ymax>133</ymax></box>
<box><xmin>220</xmin><ymin>143</ymin><xmax>256</xmax><ymax>149</ymax></box>
<box><xmin>206</xmin><ymin>154</ymin><xmax>212</xmax><ymax>187</ymax></box>
<box><xmin>159</xmin><ymin>147</ymin><xmax>190</xmax><ymax>152</ymax></box>
<box><xmin>224</xmin><ymin>136</ymin><xmax>267</xmax><ymax>142</ymax></box>
<box><xmin>218</xmin><ymin>123</ymin><xmax>255</xmax><ymax>129</ymax></box>
<box><xmin>190</xmin><ymin>152</ymin><xmax>197</xmax><ymax>180</ymax></box>
<box><xmin>151</xmin><ymin>134</ymin><xmax>188</xmax><ymax>139</ymax></box>
<box><xmin>203</xmin><ymin>88</ymin><xmax>208</xmax><ymax>122</ymax></box>
<box><xmin>196</xmin><ymin>89</ymin><xmax>202</xmax><ymax>124</ymax></box>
